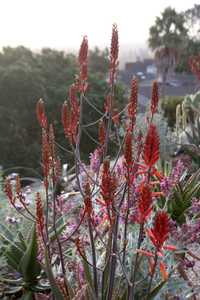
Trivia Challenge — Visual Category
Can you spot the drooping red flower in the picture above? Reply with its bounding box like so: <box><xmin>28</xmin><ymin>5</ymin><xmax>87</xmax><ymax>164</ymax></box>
<box><xmin>143</xmin><ymin>123</ymin><xmax>160</xmax><ymax>168</ymax></box>
<box><xmin>137</xmin><ymin>183</ymin><xmax>152</xmax><ymax>223</ymax></box>
<box><xmin>79</xmin><ymin>36</ymin><xmax>88</xmax><ymax>66</ymax></box>
<box><xmin>128</xmin><ymin>78</ymin><xmax>138</xmax><ymax>130</ymax></box>
<box><xmin>148</xmin><ymin>211</ymin><xmax>170</xmax><ymax>250</ymax></box>
<box><xmin>150</xmin><ymin>81</ymin><xmax>159</xmax><ymax>115</ymax></box>
<box><xmin>36</xmin><ymin>99</ymin><xmax>48</xmax><ymax>129</ymax></box>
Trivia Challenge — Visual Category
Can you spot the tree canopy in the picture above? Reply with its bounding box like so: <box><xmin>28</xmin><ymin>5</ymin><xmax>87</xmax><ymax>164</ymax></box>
<box><xmin>0</xmin><ymin>46</ymin><xmax>126</xmax><ymax>174</ymax></box>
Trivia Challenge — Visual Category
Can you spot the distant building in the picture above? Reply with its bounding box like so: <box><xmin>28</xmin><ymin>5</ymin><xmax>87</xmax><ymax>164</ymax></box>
<box><xmin>120</xmin><ymin>58</ymin><xmax>197</xmax><ymax>107</ymax></box>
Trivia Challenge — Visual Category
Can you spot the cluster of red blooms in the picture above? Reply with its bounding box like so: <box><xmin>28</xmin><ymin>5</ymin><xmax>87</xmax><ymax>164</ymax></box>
<box><xmin>189</xmin><ymin>55</ymin><xmax>200</xmax><ymax>81</ymax></box>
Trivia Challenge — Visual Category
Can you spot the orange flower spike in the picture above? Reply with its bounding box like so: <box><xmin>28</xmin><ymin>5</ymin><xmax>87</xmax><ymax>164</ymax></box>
<box><xmin>151</xmin><ymin>81</ymin><xmax>159</xmax><ymax>115</ymax></box>
<box><xmin>143</xmin><ymin>123</ymin><xmax>160</xmax><ymax>168</ymax></box>
<box><xmin>36</xmin><ymin>99</ymin><xmax>48</xmax><ymax>129</ymax></box>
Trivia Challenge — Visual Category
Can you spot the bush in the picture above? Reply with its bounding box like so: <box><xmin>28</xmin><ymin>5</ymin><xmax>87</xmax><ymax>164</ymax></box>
<box><xmin>161</xmin><ymin>96</ymin><xmax>183</xmax><ymax>129</ymax></box>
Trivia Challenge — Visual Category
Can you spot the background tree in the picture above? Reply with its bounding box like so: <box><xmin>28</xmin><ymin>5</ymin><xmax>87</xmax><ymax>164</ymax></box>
<box><xmin>148</xmin><ymin>7</ymin><xmax>189</xmax><ymax>85</ymax></box>
<box><xmin>0</xmin><ymin>46</ymin><xmax>126</xmax><ymax>174</ymax></box>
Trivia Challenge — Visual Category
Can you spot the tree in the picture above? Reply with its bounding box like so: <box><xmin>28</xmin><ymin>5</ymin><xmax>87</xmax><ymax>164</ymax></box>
<box><xmin>148</xmin><ymin>7</ymin><xmax>189</xmax><ymax>92</ymax></box>
<box><xmin>0</xmin><ymin>46</ymin><xmax>126</xmax><ymax>173</ymax></box>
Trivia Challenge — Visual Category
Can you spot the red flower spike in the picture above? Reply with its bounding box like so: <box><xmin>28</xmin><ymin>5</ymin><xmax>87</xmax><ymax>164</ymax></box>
<box><xmin>143</xmin><ymin>123</ymin><xmax>160</xmax><ymax>168</ymax></box>
<box><xmin>69</xmin><ymin>85</ymin><xmax>79</xmax><ymax>115</ymax></box>
<box><xmin>137</xmin><ymin>183</ymin><xmax>152</xmax><ymax>223</ymax></box>
<box><xmin>100</xmin><ymin>159</ymin><xmax>117</xmax><ymax>207</ymax></box>
<box><xmin>79</xmin><ymin>36</ymin><xmax>88</xmax><ymax>66</ymax></box>
<box><xmin>80</xmin><ymin>63</ymin><xmax>88</xmax><ymax>82</ymax></box>
<box><xmin>36</xmin><ymin>99</ymin><xmax>48</xmax><ymax>129</ymax></box>
<box><xmin>84</xmin><ymin>181</ymin><xmax>93</xmax><ymax>216</ymax></box>
<box><xmin>110</xmin><ymin>24</ymin><xmax>119</xmax><ymax>64</ymax></box>
<box><xmin>35</xmin><ymin>192</ymin><xmax>45</xmax><ymax>238</ymax></box>
<box><xmin>149</xmin><ymin>211</ymin><xmax>170</xmax><ymax>250</ymax></box>
<box><xmin>128</xmin><ymin>78</ymin><xmax>138</xmax><ymax>130</ymax></box>
<box><xmin>99</xmin><ymin>120</ymin><xmax>106</xmax><ymax>146</ymax></box>
<box><xmin>62</xmin><ymin>101</ymin><xmax>71</xmax><ymax>138</ymax></box>
<box><xmin>151</xmin><ymin>81</ymin><xmax>159</xmax><ymax>115</ymax></box>
<box><xmin>124</xmin><ymin>130</ymin><xmax>132</xmax><ymax>166</ymax></box>
<box><xmin>109</xmin><ymin>24</ymin><xmax>119</xmax><ymax>85</ymax></box>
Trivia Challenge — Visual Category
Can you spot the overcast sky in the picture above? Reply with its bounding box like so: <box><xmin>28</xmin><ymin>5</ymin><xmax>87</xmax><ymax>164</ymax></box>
<box><xmin>0</xmin><ymin>0</ymin><xmax>198</xmax><ymax>50</ymax></box>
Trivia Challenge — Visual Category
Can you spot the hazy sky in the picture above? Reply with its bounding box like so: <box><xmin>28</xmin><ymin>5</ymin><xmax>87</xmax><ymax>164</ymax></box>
<box><xmin>0</xmin><ymin>0</ymin><xmax>198</xmax><ymax>50</ymax></box>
